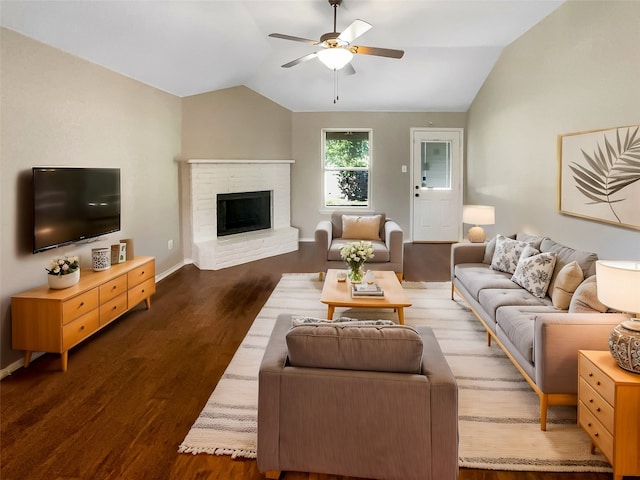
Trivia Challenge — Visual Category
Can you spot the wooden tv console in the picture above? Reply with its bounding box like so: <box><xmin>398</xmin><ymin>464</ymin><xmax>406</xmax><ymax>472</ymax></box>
<box><xmin>12</xmin><ymin>256</ymin><xmax>155</xmax><ymax>372</ymax></box>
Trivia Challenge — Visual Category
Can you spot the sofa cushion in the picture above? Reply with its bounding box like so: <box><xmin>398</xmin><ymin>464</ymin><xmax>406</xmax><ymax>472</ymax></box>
<box><xmin>551</xmin><ymin>261</ymin><xmax>584</xmax><ymax>309</ymax></box>
<box><xmin>540</xmin><ymin>237</ymin><xmax>597</xmax><ymax>293</ymax></box>
<box><xmin>569</xmin><ymin>276</ymin><xmax>608</xmax><ymax>313</ymax></box>
<box><xmin>511</xmin><ymin>247</ymin><xmax>557</xmax><ymax>298</ymax></box>
<box><xmin>478</xmin><ymin>288</ymin><xmax>550</xmax><ymax>319</ymax></box>
<box><xmin>454</xmin><ymin>264</ymin><xmax>519</xmax><ymax>300</ymax></box>
<box><xmin>342</xmin><ymin>214</ymin><xmax>382</xmax><ymax>240</ymax></box>
<box><xmin>328</xmin><ymin>238</ymin><xmax>390</xmax><ymax>262</ymax></box>
<box><xmin>490</xmin><ymin>235</ymin><xmax>532</xmax><ymax>274</ymax></box>
<box><xmin>285</xmin><ymin>323</ymin><xmax>423</xmax><ymax>373</ymax></box>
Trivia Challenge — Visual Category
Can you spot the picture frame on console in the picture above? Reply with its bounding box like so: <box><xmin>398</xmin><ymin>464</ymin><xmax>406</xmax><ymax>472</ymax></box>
<box><xmin>558</xmin><ymin>124</ymin><xmax>640</xmax><ymax>230</ymax></box>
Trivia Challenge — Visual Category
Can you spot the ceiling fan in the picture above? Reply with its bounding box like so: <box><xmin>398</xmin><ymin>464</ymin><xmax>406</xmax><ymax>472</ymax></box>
<box><xmin>269</xmin><ymin>0</ymin><xmax>404</xmax><ymax>73</ymax></box>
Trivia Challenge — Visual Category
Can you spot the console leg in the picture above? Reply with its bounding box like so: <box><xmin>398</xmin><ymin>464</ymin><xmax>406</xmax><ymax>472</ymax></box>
<box><xmin>60</xmin><ymin>351</ymin><xmax>68</xmax><ymax>372</ymax></box>
<box><xmin>24</xmin><ymin>351</ymin><xmax>33</xmax><ymax>368</ymax></box>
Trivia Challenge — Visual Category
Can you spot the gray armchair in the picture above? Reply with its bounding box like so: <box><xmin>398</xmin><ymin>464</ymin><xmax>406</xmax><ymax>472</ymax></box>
<box><xmin>257</xmin><ymin>314</ymin><xmax>459</xmax><ymax>480</ymax></box>
<box><xmin>315</xmin><ymin>212</ymin><xmax>404</xmax><ymax>277</ymax></box>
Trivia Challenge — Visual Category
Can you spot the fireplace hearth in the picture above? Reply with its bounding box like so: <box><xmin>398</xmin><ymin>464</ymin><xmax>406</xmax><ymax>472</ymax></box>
<box><xmin>187</xmin><ymin>159</ymin><xmax>298</xmax><ymax>270</ymax></box>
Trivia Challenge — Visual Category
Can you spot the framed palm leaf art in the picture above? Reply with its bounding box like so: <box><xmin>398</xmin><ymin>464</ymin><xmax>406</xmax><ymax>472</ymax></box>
<box><xmin>558</xmin><ymin>125</ymin><xmax>640</xmax><ymax>231</ymax></box>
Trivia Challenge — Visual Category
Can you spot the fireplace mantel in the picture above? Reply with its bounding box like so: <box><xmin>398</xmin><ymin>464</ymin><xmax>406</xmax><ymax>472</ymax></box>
<box><xmin>187</xmin><ymin>159</ymin><xmax>298</xmax><ymax>270</ymax></box>
<box><xmin>187</xmin><ymin>159</ymin><xmax>295</xmax><ymax>165</ymax></box>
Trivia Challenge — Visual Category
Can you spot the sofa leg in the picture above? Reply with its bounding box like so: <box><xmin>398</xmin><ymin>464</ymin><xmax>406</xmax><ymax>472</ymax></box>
<box><xmin>540</xmin><ymin>395</ymin><xmax>548</xmax><ymax>431</ymax></box>
<box><xmin>451</xmin><ymin>283</ymin><xmax>455</xmax><ymax>300</ymax></box>
<box><xmin>318</xmin><ymin>271</ymin><xmax>325</xmax><ymax>281</ymax></box>
<box><xmin>265</xmin><ymin>470</ymin><xmax>282</xmax><ymax>479</ymax></box>
<box><xmin>487</xmin><ymin>332</ymin><xmax>491</xmax><ymax>347</ymax></box>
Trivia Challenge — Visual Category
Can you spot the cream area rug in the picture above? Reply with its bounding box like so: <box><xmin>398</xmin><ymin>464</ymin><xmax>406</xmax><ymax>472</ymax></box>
<box><xmin>178</xmin><ymin>273</ymin><xmax>612</xmax><ymax>473</ymax></box>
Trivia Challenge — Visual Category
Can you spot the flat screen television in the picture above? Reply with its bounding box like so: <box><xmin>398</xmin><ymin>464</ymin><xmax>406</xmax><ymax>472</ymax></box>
<box><xmin>32</xmin><ymin>167</ymin><xmax>121</xmax><ymax>254</ymax></box>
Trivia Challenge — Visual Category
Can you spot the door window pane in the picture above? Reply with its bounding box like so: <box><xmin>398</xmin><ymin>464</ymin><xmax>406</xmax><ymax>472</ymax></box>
<box><xmin>420</xmin><ymin>141</ymin><xmax>451</xmax><ymax>189</ymax></box>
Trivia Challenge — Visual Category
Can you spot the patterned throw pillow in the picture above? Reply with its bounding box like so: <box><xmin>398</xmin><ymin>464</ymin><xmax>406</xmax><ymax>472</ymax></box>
<box><xmin>511</xmin><ymin>246</ymin><xmax>558</xmax><ymax>298</ymax></box>
<box><xmin>490</xmin><ymin>235</ymin><xmax>532</xmax><ymax>274</ymax></box>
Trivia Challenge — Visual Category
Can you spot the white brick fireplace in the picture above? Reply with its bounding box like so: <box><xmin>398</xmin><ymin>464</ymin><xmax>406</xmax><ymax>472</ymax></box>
<box><xmin>188</xmin><ymin>159</ymin><xmax>299</xmax><ymax>270</ymax></box>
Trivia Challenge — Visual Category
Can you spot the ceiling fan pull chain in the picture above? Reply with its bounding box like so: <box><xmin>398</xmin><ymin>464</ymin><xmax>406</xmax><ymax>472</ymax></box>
<box><xmin>333</xmin><ymin>69</ymin><xmax>339</xmax><ymax>103</ymax></box>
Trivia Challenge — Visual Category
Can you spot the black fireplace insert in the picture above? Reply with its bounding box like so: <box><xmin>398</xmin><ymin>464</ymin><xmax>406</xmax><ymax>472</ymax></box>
<box><xmin>217</xmin><ymin>190</ymin><xmax>272</xmax><ymax>237</ymax></box>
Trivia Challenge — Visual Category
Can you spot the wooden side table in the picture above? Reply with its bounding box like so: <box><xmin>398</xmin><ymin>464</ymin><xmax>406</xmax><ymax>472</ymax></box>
<box><xmin>578</xmin><ymin>350</ymin><xmax>640</xmax><ymax>480</ymax></box>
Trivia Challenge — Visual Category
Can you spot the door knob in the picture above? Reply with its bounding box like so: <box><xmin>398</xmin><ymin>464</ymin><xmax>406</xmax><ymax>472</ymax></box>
<box><xmin>415</xmin><ymin>193</ymin><xmax>420</xmax><ymax>197</ymax></box>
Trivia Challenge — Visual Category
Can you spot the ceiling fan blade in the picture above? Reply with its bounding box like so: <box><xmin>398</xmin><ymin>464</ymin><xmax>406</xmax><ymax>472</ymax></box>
<box><xmin>350</xmin><ymin>45</ymin><xmax>404</xmax><ymax>59</ymax></box>
<box><xmin>281</xmin><ymin>52</ymin><xmax>318</xmax><ymax>68</ymax></box>
<box><xmin>343</xmin><ymin>63</ymin><xmax>356</xmax><ymax>76</ymax></box>
<box><xmin>269</xmin><ymin>33</ymin><xmax>318</xmax><ymax>45</ymax></box>
<box><xmin>337</xmin><ymin>19</ymin><xmax>372</xmax><ymax>44</ymax></box>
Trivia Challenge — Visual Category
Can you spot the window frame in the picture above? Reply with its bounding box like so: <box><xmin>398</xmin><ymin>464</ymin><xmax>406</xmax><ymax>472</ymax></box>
<box><xmin>320</xmin><ymin>128</ymin><xmax>373</xmax><ymax>211</ymax></box>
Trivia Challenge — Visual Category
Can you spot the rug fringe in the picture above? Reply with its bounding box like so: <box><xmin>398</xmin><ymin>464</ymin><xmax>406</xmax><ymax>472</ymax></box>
<box><xmin>178</xmin><ymin>444</ymin><xmax>257</xmax><ymax>459</ymax></box>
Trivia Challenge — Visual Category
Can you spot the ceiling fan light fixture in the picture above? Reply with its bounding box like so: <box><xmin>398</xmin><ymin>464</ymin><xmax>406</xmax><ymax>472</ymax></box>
<box><xmin>317</xmin><ymin>47</ymin><xmax>353</xmax><ymax>70</ymax></box>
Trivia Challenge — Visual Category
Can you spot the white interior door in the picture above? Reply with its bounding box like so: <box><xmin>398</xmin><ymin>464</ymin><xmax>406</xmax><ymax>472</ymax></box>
<box><xmin>411</xmin><ymin>128</ymin><xmax>463</xmax><ymax>242</ymax></box>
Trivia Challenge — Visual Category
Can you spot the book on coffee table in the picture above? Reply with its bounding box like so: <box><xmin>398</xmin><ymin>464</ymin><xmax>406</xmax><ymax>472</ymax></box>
<box><xmin>352</xmin><ymin>283</ymin><xmax>384</xmax><ymax>297</ymax></box>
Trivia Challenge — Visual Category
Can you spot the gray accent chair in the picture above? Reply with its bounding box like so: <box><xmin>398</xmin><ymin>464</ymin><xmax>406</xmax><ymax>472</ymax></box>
<box><xmin>315</xmin><ymin>212</ymin><xmax>404</xmax><ymax>278</ymax></box>
<box><xmin>257</xmin><ymin>314</ymin><xmax>459</xmax><ymax>480</ymax></box>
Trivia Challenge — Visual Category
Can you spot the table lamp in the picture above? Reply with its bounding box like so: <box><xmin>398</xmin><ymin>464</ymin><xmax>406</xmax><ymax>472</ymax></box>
<box><xmin>462</xmin><ymin>205</ymin><xmax>495</xmax><ymax>243</ymax></box>
<box><xmin>596</xmin><ymin>260</ymin><xmax>640</xmax><ymax>374</ymax></box>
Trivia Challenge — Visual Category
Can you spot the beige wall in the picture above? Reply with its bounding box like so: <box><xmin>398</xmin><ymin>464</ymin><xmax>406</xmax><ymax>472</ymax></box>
<box><xmin>0</xmin><ymin>28</ymin><xmax>183</xmax><ymax>370</ymax></box>
<box><xmin>179</xmin><ymin>86</ymin><xmax>293</xmax><ymax>258</ymax></box>
<box><xmin>291</xmin><ymin>112</ymin><xmax>467</xmax><ymax>240</ymax></box>
<box><xmin>466</xmin><ymin>0</ymin><xmax>640</xmax><ymax>259</ymax></box>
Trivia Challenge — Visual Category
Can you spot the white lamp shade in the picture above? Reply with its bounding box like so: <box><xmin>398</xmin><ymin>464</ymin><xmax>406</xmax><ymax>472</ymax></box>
<box><xmin>462</xmin><ymin>205</ymin><xmax>495</xmax><ymax>226</ymax></box>
<box><xmin>596</xmin><ymin>260</ymin><xmax>640</xmax><ymax>313</ymax></box>
<box><xmin>317</xmin><ymin>48</ymin><xmax>353</xmax><ymax>70</ymax></box>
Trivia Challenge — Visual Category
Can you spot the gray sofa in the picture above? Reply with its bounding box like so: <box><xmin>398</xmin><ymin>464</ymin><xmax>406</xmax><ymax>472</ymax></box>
<box><xmin>451</xmin><ymin>233</ymin><xmax>630</xmax><ymax>431</ymax></box>
<box><xmin>315</xmin><ymin>212</ymin><xmax>404</xmax><ymax>277</ymax></box>
<box><xmin>257</xmin><ymin>314</ymin><xmax>458</xmax><ymax>480</ymax></box>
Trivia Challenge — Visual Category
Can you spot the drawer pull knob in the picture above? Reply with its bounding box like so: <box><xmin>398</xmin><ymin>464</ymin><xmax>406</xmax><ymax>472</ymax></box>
<box><xmin>141</xmin><ymin>271</ymin><xmax>145</xmax><ymax>275</ymax></box>
<box><xmin>112</xmin><ymin>306</ymin><xmax>117</xmax><ymax>310</ymax></box>
<box><xmin>597</xmin><ymin>381</ymin><xmax>601</xmax><ymax>386</ymax></box>
<box><xmin>588</xmin><ymin>423</ymin><xmax>592</xmax><ymax>427</ymax></box>
<box><xmin>596</xmin><ymin>407</ymin><xmax>601</xmax><ymax>412</ymax></box>
<box><xmin>80</xmin><ymin>325</ymin><xmax>85</xmax><ymax>330</ymax></box>
<box><xmin>594</xmin><ymin>433</ymin><xmax>599</xmax><ymax>437</ymax></box>
<box><xmin>589</xmin><ymin>399</ymin><xmax>594</xmax><ymax>403</ymax></box>
<box><xmin>588</xmin><ymin>373</ymin><xmax>593</xmax><ymax>377</ymax></box>
<box><xmin>112</xmin><ymin>286</ymin><xmax>117</xmax><ymax>290</ymax></box>
<box><xmin>80</xmin><ymin>302</ymin><xmax>84</xmax><ymax>307</ymax></box>
<box><xmin>141</xmin><ymin>289</ymin><xmax>145</xmax><ymax>293</ymax></box>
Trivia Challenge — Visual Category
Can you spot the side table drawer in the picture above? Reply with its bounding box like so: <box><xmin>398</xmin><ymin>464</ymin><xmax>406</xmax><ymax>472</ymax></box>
<box><xmin>62</xmin><ymin>289</ymin><xmax>99</xmax><ymax>324</ymax></box>
<box><xmin>100</xmin><ymin>274</ymin><xmax>128</xmax><ymax>304</ymax></box>
<box><xmin>128</xmin><ymin>278</ymin><xmax>155</xmax><ymax>308</ymax></box>
<box><xmin>579</xmin><ymin>377</ymin><xmax>614</xmax><ymax>432</ymax></box>
<box><xmin>99</xmin><ymin>293</ymin><xmax>128</xmax><ymax>326</ymax></box>
<box><xmin>62</xmin><ymin>310</ymin><xmax>99</xmax><ymax>350</ymax></box>
<box><xmin>579</xmin><ymin>402</ymin><xmax>614</xmax><ymax>462</ymax></box>
<box><xmin>579</xmin><ymin>355</ymin><xmax>615</xmax><ymax>405</ymax></box>
<box><xmin>128</xmin><ymin>262</ymin><xmax>155</xmax><ymax>288</ymax></box>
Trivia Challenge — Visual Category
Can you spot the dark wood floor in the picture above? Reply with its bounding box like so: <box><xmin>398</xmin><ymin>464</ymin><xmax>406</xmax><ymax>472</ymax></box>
<box><xmin>0</xmin><ymin>243</ymin><xmax>620</xmax><ymax>480</ymax></box>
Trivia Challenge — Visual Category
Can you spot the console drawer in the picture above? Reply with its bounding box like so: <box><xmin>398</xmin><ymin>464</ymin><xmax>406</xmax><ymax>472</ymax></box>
<box><xmin>579</xmin><ymin>377</ymin><xmax>614</xmax><ymax>433</ymax></box>
<box><xmin>128</xmin><ymin>262</ymin><xmax>155</xmax><ymax>288</ymax></box>
<box><xmin>579</xmin><ymin>401</ymin><xmax>614</xmax><ymax>461</ymax></box>
<box><xmin>100</xmin><ymin>274</ymin><xmax>127</xmax><ymax>304</ymax></box>
<box><xmin>99</xmin><ymin>293</ymin><xmax>128</xmax><ymax>326</ymax></box>
<box><xmin>62</xmin><ymin>310</ymin><xmax>99</xmax><ymax>350</ymax></box>
<box><xmin>62</xmin><ymin>289</ymin><xmax>99</xmax><ymax>324</ymax></box>
<box><xmin>128</xmin><ymin>278</ymin><xmax>155</xmax><ymax>308</ymax></box>
<box><xmin>579</xmin><ymin>354</ymin><xmax>615</xmax><ymax>405</ymax></box>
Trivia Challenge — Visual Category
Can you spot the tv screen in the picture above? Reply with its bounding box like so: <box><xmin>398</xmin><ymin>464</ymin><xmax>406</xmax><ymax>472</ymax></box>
<box><xmin>33</xmin><ymin>167</ymin><xmax>121</xmax><ymax>253</ymax></box>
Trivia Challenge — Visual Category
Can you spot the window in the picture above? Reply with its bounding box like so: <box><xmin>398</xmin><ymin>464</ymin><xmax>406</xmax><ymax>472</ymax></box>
<box><xmin>322</xmin><ymin>129</ymin><xmax>371</xmax><ymax>208</ymax></box>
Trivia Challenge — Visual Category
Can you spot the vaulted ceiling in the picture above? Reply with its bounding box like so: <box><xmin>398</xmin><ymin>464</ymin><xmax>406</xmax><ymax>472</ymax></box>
<box><xmin>0</xmin><ymin>0</ymin><xmax>564</xmax><ymax>112</ymax></box>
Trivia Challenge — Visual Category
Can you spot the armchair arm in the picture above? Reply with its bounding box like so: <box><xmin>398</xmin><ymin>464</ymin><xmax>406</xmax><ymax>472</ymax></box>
<box><xmin>314</xmin><ymin>220</ymin><xmax>333</xmax><ymax>266</ymax></box>
<box><xmin>534</xmin><ymin>312</ymin><xmax>629</xmax><ymax>394</ymax></box>
<box><xmin>384</xmin><ymin>220</ymin><xmax>404</xmax><ymax>264</ymax></box>
<box><xmin>450</xmin><ymin>242</ymin><xmax>486</xmax><ymax>281</ymax></box>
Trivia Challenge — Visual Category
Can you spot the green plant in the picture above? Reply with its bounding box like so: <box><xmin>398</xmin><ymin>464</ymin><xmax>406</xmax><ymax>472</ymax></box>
<box><xmin>569</xmin><ymin>126</ymin><xmax>640</xmax><ymax>223</ymax></box>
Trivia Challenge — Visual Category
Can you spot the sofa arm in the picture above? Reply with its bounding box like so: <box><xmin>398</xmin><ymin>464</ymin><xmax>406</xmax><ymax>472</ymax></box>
<box><xmin>257</xmin><ymin>314</ymin><xmax>291</xmax><ymax>473</ymax></box>
<box><xmin>534</xmin><ymin>312</ymin><xmax>629</xmax><ymax>394</ymax></box>
<box><xmin>314</xmin><ymin>220</ymin><xmax>333</xmax><ymax>266</ymax></box>
<box><xmin>450</xmin><ymin>242</ymin><xmax>487</xmax><ymax>280</ymax></box>
<box><xmin>384</xmin><ymin>220</ymin><xmax>403</xmax><ymax>264</ymax></box>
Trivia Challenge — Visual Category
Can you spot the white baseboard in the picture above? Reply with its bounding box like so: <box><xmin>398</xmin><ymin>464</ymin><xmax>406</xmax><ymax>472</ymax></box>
<box><xmin>1</xmin><ymin>352</ymin><xmax>44</xmax><ymax>380</ymax></box>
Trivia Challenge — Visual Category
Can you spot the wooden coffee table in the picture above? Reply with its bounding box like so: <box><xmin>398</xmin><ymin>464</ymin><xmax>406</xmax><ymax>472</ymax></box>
<box><xmin>320</xmin><ymin>269</ymin><xmax>412</xmax><ymax>324</ymax></box>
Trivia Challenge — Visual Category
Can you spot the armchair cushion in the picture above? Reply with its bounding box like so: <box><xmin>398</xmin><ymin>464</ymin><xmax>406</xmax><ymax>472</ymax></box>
<box><xmin>341</xmin><ymin>214</ymin><xmax>382</xmax><ymax>240</ymax></box>
<box><xmin>331</xmin><ymin>212</ymin><xmax>386</xmax><ymax>239</ymax></box>
<box><xmin>286</xmin><ymin>323</ymin><xmax>423</xmax><ymax>374</ymax></box>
